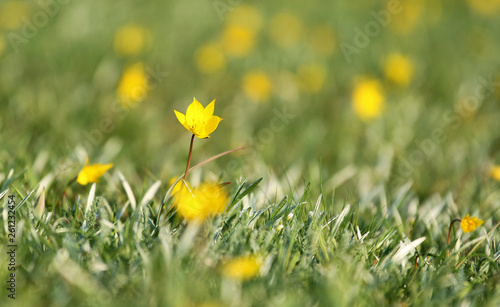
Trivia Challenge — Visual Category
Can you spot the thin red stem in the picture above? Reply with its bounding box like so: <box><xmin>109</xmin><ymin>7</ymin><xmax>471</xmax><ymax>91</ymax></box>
<box><xmin>183</xmin><ymin>134</ymin><xmax>195</xmax><ymax>185</ymax></box>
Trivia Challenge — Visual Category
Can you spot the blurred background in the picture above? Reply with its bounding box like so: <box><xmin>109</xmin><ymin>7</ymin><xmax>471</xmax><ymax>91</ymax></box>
<box><xmin>1</xmin><ymin>0</ymin><xmax>500</xmax><ymax>201</ymax></box>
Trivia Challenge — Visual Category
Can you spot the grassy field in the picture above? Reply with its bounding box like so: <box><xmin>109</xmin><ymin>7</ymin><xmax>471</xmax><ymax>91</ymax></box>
<box><xmin>2</xmin><ymin>0</ymin><xmax>500</xmax><ymax>306</ymax></box>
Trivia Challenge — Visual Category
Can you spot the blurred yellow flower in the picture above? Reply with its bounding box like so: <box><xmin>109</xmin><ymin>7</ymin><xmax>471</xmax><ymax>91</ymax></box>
<box><xmin>77</xmin><ymin>158</ymin><xmax>113</xmax><ymax>185</ymax></box>
<box><xmin>117</xmin><ymin>62</ymin><xmax>149</xmax><ymax>108</ymax></box>
<box><xmin>467</xmin><ymin>0</ymin><xmax>500</xmax><ymax>16</ymax></box>
<box><xmin>491</xmin><ymin>166</ymin><xmax>500</xmax><ymax>181</ymax></box>
<box><xmin>195</xmin><ymin>43</ymin><xmax>226</xmax><ymax>74</ymax></box>
<box><xmin>242</xmin><ymin>70</ymin><xmax>272</xmax><ymax>103</ymax></box>
<box><xmin>0</xmin><ymin>35</ymin><xmax>4</xmax><ymax>56</ymax></box>
<box><xmin>460</xmin><ymin>214</ymin><xmax>485</xmax><ymax>233</ymax></box>
<box><xmin>169</xmin><ymin>177</ymin><xmax>190</xmax><ymax>195</ymax></box>
<box><xmin>389</xmin><ymin>0</ymin><xmax>422</xmax><ymax>35</ymax></box>
<box><xmin>222</xmin><ymin>25</ymin><xmax>256</xmax><ymax>57</ymax></box>
<box><xmin>226</xmin><ymin>5</ymin><xmax>263</xmax><ymax>31</ymax></box>
<box><xmin>308</xmin><ymin>25</ymin><xmax>336</xmax><ymax>56</ymax></box>
<box><xmin>296</xmin><ymin>64</ymin><xmax>327</xmax><ymax>93</ymax></box>
<box><xmin>175</xmin><ymin>183</ymin><xmax>229</xmax><ymax>222</ymax></box>
<box><xmin>113</xmin><ymin>24</ymin><xmax>151</xmax><ymax>56</ymax></box>
<box><xmin>174</xmin><ymin>98</ymin><xmax>222</xmax><ymax>139</ymax></box>
<box><xmin>384</xmin><ymin>53</ymin><xmax>414</xmax><ymax>87</ymax></box>
<box><xmin>0</xmin><ymin>1</ymin><xmax>31</xmax><ymax>30</ymax></box>
<box><xmin>352</xmin><ymin>78</ymin><xmax>385</xmax><ymax>120</ymax></box>
<box><xmin>269</xmin><ymin>13</ymin><xmax>303</xmax><ymax>47</ymax></box>
<box><xmin>222</xmin><ymin>255</ymin><xmax>262</xmax><ymax>281</ymax></box>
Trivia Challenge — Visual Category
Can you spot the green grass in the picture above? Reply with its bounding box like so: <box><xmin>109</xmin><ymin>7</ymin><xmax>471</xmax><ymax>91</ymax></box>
<box><xmin>2</xmin><ymin>172</ymin><xmax>500</xmax><ymax>306</ymax></box>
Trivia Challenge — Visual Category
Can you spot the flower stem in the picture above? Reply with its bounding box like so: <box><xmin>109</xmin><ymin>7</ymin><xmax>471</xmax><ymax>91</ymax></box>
<box><xmin>448</xmin><ymin>219</ymin><xmax>461</xmax><ymax>245</ymax></box>
<box><xmin>447</xmin><ymin>218</ymin><xmax>461</xmax><ymax>257</ymax></box>
<box><xmin>183</xmin><ymin>134</ymin><xmax>195</xmax><ymax>186</ymax></box>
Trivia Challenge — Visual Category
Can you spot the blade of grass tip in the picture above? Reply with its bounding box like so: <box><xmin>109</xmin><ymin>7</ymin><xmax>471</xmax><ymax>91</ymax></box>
<box><xmin>393</xmin><ymin>237</ymin><xmax>426</xmax><ymax>264</ymax></box>
<box><xmin>140</xmin><ymin>180</ymin><xmax>162</xmax><ymax>208</ymax></box>
<box><xmin>118</xmin><ymin>171</ymin><xmax>137</xmax><ymax>211</ymax></box>
<box><xmin>14</xmin><ymin>188</ymin><xmax>35</xmax><ymax>211</ymax></box>
<box><xmin>455</xmin><ymin>220</ymin><xmax>500</xmax><ymax>269</ymax></box>
<box><xmin>231</xmin><ymin>178</ymin><xmax>262</xmax><ymax>207</ymax></box>
<box><xmin>82</xmin><ymin>183</ymin><xmax>96</xmax><ymax>230</ymax></box>
<box><xmin>34</xmin><ymin>188</ymin><xmax>46</xmax><ymax>218</ymax></box>
<box><xmin>0</xmin><ymin>188</ymin><xmax>9</xmax><ymax>201</ymax></box>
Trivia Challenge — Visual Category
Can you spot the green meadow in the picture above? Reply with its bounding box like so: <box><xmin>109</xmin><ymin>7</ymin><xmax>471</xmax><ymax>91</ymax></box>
<box><xmin>1</xmin><ymin>0</ymin><xmax>500</xmax><ymax>306</ymax></box>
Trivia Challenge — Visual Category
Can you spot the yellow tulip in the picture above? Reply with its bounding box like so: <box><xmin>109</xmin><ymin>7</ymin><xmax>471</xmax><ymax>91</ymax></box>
<box><xmin>175</xmin><ymin>183</ymin><xmax>229</xmax><ymax>222</ymax></box>
<box><xmin>77</xmin><ymin>158</ymin><xmax>113</xmax><ymax>185</ymax></box>
<box><xmin>460</xmin><ymin>214</ymin><xmax>485</xmax><ymax>233</ymax></box>
<box><xmin>174</xmin><ymin>98</ymin><xmax>222</xmax><ymax>139</ymax></box>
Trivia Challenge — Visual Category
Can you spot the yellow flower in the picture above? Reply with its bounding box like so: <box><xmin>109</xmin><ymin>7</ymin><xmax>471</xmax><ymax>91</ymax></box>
<box><xmin>352</xmin><ymin>78</ymin><xmax>385</xmax><ymax>120</ymax></box>
<box><xmin>0</xmin><ymin>35</ymin><xmax>4</xmax><ymax>56</ymax></box>
<box><xmin>175</xmin><ymin>183</ymin><xmax>229</xmax><ymax>222</ymax></box>
<box><xmin>222</xmin><ymin>255</ymin><xmax>262</xmax><ymax>281</ymax></box>
<box><xmin>389</xmin><ymin>0</ymin><xmax>422</xmax><ymax>35</ymax></box>
<box><xmin>226</xmin><ymin>5</ymin><xmax>263</xmax><ymax>31</ymax></box>
<box><xmin>169</xmin><ymin>177</ymin><xmax>190</xmax><ymax>194</ymax></box>
<box><xmin>221</xmin><ymin>25</ymin><xmax>256</xmax><ymax>57</ymax></box>
<box><xmin>384</xmin><ymin>53</ymin><xmax>414</xmax><ymax>87</ymax></box>
<box><xmin>77</xmin><ymin>158</ymin><xmax>113</xmax><ymax>185</ymax></box>
<box><xmin>0</xmin><ymin>1</ymin><xmax>31</xmax><ymax>30</ymax></box>
<box><xmin>491</xmin><ymin>166</ymin><xmax>500</xmax><ymax>181</ymax></box>
<box><xmin>113</xmin><ymin>24</ymin><xmax>152</xmax><ymax>56</ymax></box>
<box><xmin>296</xmin><ymin>64</ymin><xmax>327</xmax><ymax>94</ymax></box>
<box><xmin>117</xmin><ymin>62</ymin><xmax>149</xmax><ymax>108</ymax></box>
<box><xmin>466</xmin><ymin>0</ymin><xmax>500</xmax><ymax>16</ymax></box>
<box><xmin>195</xmin><ymin>43</ymin><xmax>226</xmax><ymax>74</ymax></box>
<box><xmin>460</xmin><ymin>214</ymin><xmax>485</xmax><ymax>233</ymax></box>
<box><xmin>308</xmin><ymin>25</ymin><xmax>336</xmax><ymax>56</ymax></box>
<box><xmin>269</xmin><ymin>13</ymin><xmax>303</xmax><ymax>47</ymax></box>
<box><xmin>174</xmin><ymin>98</ymin><xmax>222</xmax><ymax>139</ymax></box>
<box><xmin>242</xmin><ymin>70</ymin><xmax>272</xmax><ymax>103</ymax></box>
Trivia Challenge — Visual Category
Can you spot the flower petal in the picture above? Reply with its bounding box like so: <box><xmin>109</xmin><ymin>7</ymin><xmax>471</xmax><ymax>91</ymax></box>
<box><xmin>77</xmin><ymin>172</ymin><xmax>88</xmax><ymax>185</ymax></box>
<box><xmin>205</xmin><ymin>99</ymin><xmax>216</xmax><ymax>118</ymax></box>
<box><xmin>186</xmin><ymin>98</ymin><xmax>205</xmax><ymax>128</ymax></box>
<box><xmin>174</xmin><ymin>110</ymin><xmax>191</xmax><ymax>132</ymax></box>
<box><xmin>204</xmin><ymin>116</ymin><xmax>222</xmax><ymax>136</ymax></box>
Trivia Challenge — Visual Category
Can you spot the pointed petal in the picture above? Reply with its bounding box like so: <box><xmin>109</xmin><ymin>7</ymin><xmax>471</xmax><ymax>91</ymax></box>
<box><xmin>174</xmin><ymin>110</ymin><xmax>191</xmax><ymax>132</ymax></box>
<box><xmin>186</xmin><ymin>98</ymin><xmax>205</xmax><ymax>127</ymax></box>
<box><xmin>205</xmin><ymin>99</ymin><xmax>216</xmax><ymax>118</ymax></box>
<box><xmin>204</xmin><ymin>116</ymin><xmax>222</xmax><ymax>136</ymax></box>
<box><xmin>77</xmin><ymin>171</ymin><xmax>88</xmax><ymax>185</ymax></box>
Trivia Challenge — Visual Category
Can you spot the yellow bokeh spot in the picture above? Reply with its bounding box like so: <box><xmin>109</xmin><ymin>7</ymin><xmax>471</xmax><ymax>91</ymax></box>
<box><xmin>221</xmin><ymin>25</ymin><xmax>256</xmax><ymax>57</ymax></box>
<box><xmin>195</xmin><ymin>43</ymin><xmax>226</xmax><ymax>74</ymax></box>
<box><xmin>389</xmin><ymin>0</ymin><xmax>422</xmax><ymax>35</ymax></box>
<box><xmin>352</xmin><ymin>78</ymin><xmax>385</xmax><ymax>120</ymax></box>
<box><xmin>242</xmin><ymin>70</ymin><xmax>272</xmax><ymax>103</ymax></box>
<box><xmin>226</xmin><ymin>5</ymin><xmax>263</xmax><ymax>31</ymax></box>
<box><xmin>384</xmin><ymin>53</ymin><xmax>414</xmax><ymax>87</ymax></box>
<box><xmin>0</xmin><ymin>35</ymin><xmax>4</xmax><ymax>56</ymax></box>
<box><xmin>0</xmin><ymin>1</ymin><xmax>31</xmax><ymax>30</ymax></box>
<box><xmin>308</xmin><ymin>25</ymin><xmax>336</xmax><ymax>56</ymax></box>
<box><xmin>466</xmin><ymin>0</ymin><xmax>500</xmax><ymax>16</ymax></box>
<box><xmin>269</xmin><ymin>13</ymin><xmax>303</xmax><ymax>47</ymax></box>
<box><xmin>491</xmin><ymin>166</ymin><xmax>500</xmax><ymax>181</ymax></box>
<box><xmin>113</xmin><ymin>24</ymin><xmax>151</xmax><ymax>56</ymax></box>
<box><xmin>117</xmin><ymin>62</ymin><xmax>149</xmax><ymax>108</ymax></box>
<box><xmin>222</xmin><ymin>256</ymin><xmax>262</xmax><ymax>281</ymax></box>
<box><xmin>296</xmin><ymin>64</ymin><xmax>327</xmax><ymax>94</ymax></box>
